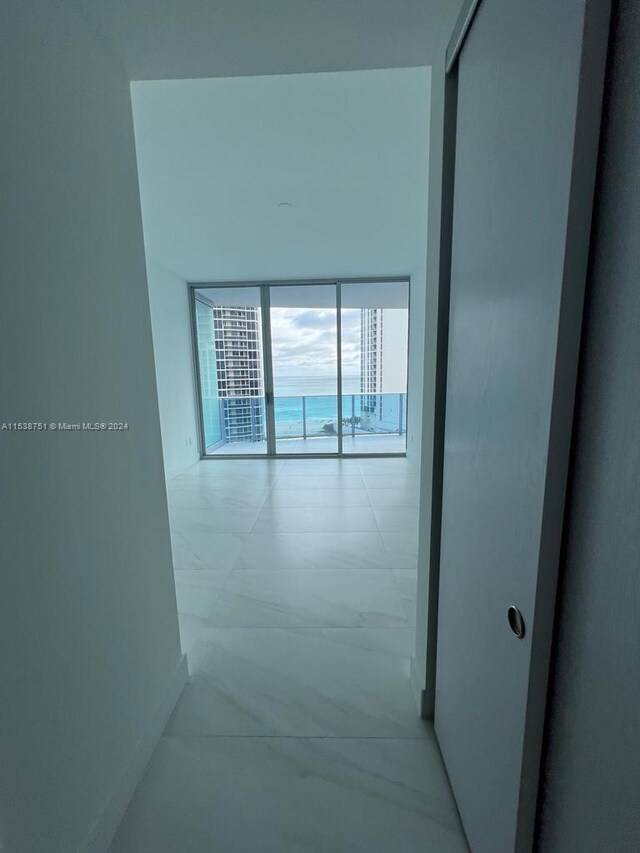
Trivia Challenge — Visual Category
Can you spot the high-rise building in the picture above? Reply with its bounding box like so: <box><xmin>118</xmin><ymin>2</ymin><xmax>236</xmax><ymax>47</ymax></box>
<box><xmin>212</xmin><ymin>305</ymin><xmax>265</xmax><ymax>443</ymax></box>
<box><xmin>360</xmin><ymin>307</ymin><xmax>408</xmax><ymax>432</ymax></box>
<box><xmin>360</xmin><ymin>308</ymin><xmax>381</xmax><ymax>408</ymax></box>
<box><xmin>195</xmin><ymin>298</ymin><xmax>265</xmax><ymax>448</ymax></box>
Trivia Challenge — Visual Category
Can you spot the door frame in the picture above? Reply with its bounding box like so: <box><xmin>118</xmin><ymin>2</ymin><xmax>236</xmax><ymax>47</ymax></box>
<box><xmin>188</xmin><ymin>276</ymin><xmax>411</xmax><ymax>460</ymax></box>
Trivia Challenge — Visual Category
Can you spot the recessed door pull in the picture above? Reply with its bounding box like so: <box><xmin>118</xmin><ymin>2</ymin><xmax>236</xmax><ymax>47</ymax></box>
<box><xmin>507</xmin><ymin>606</ymin><xmax>525</xmax><ymax>639</ymax></box>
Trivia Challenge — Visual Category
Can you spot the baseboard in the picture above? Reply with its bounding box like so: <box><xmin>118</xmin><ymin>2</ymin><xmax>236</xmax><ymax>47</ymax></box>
<box><xmin>410</xmin><ymin>654</ymin><xmax>430</xmax><ymax>719</ymax></box>
<box><xmin>78</xmin><ymin>654</ymin><xmax>188</xmax><ymax>853</ymax></box>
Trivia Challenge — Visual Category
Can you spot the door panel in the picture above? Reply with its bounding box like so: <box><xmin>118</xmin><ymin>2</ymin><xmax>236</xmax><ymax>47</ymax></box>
<box><xmin>269</xmin><ymin>284</ymin><xmax>338</xmax><ymax>455</ymax></box>
<box><xmin>194</xmin><ymin>286</ymin><xmax>267</xmax><ymax>455</ymax></box>
<box><xmin>340</xmin><ymin>281</ymin><xmax>409</xmax><ymax>455</ymax></box>
<box><xmin>434</xmin><ymin>1</ymin><xmax>609</xmax><ymax>851</ymax></box>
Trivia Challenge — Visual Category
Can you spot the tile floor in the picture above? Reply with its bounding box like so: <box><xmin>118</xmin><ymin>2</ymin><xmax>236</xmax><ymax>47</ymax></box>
<box><xmin>110</xmin><ymin>457</ymin><xmax>467</xmax><ymax>852</ymax></box>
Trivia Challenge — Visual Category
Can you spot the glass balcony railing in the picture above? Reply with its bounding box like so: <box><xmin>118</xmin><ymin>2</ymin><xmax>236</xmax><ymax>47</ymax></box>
<box><xmin>202</xmin><ymin>393</ymin><xmax>407</xmax><ymax>453</ymax></box>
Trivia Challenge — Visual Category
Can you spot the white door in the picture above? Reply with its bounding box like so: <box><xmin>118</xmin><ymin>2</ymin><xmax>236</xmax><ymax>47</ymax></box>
<box><xmin>434</xmin><ymin>1</ymin><xmax>610</xmax><ymax>851</ymax></box>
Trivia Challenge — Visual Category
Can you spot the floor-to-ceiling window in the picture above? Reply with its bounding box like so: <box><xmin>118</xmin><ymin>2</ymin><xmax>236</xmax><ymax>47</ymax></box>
<box><xmin>340</xmin><ymin>281</ymin><xmax>409</xmax><ymax>455</ymax></box>
<box><xmin>193</xmin><ymin>287</ymin><xmax>267</xmax><ymax>455</ymax></box>
<box><xmin>270</xmin><ymin>284</ymin><xmax>339</xmax><ymax>455</ymax></box>
<box><xmin>191</xmin><ymin>279</ymin><xmax>409</xmax><ymax>458</ymax></box>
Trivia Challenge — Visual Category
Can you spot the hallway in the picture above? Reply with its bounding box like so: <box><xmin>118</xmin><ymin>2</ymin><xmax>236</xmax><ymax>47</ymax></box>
<box><xmin>110</xmin><ymin>458</ymin><xmax>467</xmax><ymax>851</ymax></box>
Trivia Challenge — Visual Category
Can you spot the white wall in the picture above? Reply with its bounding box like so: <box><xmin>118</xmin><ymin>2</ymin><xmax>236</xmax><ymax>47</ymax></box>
<box><xmin>145</xmin><ymin>260</ymin><xmax>199</xmax><ymax>478</ymax></box>
<box><xmin>538</xmin><ymin>2</ymin><xmax>640</xmax><ymax>848</ymax></box>
<box><xmin>0</xmin><ymin>3</ymin><xmax>184</xmax><ymax>851</ymax></box>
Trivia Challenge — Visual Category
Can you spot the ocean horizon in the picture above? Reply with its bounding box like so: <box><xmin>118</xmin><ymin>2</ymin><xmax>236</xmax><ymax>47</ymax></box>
<box><xmin>273</xmin><ymin>375</ymin><xmax>360</xmax><ymax>425</ymax></box>
<box><xmin>273</xmin><ymin>374</ymin><xmax>360</xmax><ymax>397</ymax></box>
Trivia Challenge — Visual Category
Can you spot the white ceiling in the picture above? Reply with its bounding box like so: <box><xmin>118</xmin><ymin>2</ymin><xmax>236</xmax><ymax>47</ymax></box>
<box><xmin>82</xmin><ymin>0</ymin><xmax>461</xmax><ymax>81</ymax></box>
<box><xmin>131</xmin><ymin>68</ymin><xmax>431</xmax><ymax>282</ymax></box>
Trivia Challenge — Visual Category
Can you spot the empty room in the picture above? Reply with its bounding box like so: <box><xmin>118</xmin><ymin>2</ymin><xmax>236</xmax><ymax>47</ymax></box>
<box><xmin>2</xmin><ymin>2</ymin><xmax>638</xmax><ymax>852</ymax></box>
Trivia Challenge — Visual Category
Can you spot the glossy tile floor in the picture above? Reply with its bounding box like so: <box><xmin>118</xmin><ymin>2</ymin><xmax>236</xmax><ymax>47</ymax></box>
<box><xmin>110</xmin><ymin>458</ymin><xmax>467</xmax><ymax>852</ymax></box>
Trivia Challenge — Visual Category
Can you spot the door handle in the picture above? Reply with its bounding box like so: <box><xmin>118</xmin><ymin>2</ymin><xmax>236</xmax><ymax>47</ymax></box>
<box><xmin>507</xmin><ymin>606</ymin><xmax>526</xmax><ymax>639</ymax></box>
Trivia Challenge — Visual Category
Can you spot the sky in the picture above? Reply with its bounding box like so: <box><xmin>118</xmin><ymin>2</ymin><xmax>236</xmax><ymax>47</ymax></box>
<box><xmin>269</xmin><ymin>307</ymin><xmax>361</xmax><ymax>380</ymax></box>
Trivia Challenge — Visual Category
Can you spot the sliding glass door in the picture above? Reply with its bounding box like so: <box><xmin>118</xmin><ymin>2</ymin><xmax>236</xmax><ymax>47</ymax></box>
<box><xmin>193</xmin><ymin>286</ymin><xmax>267</xmax><ymax>455</ymax></box>
<box><xmin>270</xmin><ymin>284</ymin><xmax>339</xmax><ymax>455</ymax></box>
<box><xmin>340</xmin><ymin>281</ymin><xmax>409</xmax><ymax>455</ymax></box>
<box><xmin>192</xmin><ymin>279</ymin><xmax>409</xmax><ymax>458</ymax></box>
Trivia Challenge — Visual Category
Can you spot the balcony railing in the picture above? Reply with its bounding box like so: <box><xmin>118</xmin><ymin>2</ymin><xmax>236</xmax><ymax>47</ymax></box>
<box><xmin>202</xmin><ymin>393</ymin><xmax>407</xmax><ymax>449</ymax></box>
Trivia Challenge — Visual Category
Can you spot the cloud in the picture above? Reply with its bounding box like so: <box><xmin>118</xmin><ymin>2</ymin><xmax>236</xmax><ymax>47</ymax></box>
<box><xmin>269</xmin><ymin>307</ymin><xmax>361</xmax><ymax>376</ymax></box>
<box><xmin>292</xmin><ymin>310</ymin><xmax>336</xmax><ymax>330</ymax></box>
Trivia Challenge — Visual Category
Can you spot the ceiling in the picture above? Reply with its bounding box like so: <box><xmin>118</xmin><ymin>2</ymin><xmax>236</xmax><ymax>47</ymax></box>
<box><xmin>131</xmin><ymin>68</ymin><xmax>431</xmax><ymax>282</ymax></box>
<box><xmin>81</xmin><ymin>0</ymin><xmax>462</xmax><ymax>81</ymax></box>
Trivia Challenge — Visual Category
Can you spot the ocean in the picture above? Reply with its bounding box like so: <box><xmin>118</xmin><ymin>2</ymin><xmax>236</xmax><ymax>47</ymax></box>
<box><xmin>202</xmin><ymin>375</ymin><xmax>406</xmax><ymax>447</ymax></box>
<box><xmin>274</xmin><ymin>375</ymin><xmax>361</xmax><ymax>423</ymax></box>
<box><xmin>273</xmin><ymin>375</ymin><xmax>361</xmax><ymax>396</ymax></box>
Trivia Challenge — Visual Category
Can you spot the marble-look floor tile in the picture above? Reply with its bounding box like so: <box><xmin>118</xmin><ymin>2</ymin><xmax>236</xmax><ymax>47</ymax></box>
<box><xmin>170</xmin><ymin>471</ymin><xmax>276</xmax><ymax>492</ymax></box>
<box><xmin>167</xmin><ymin>627</ymin><xmax>426</xmax><ymax>738</ymax></box>
<box><xmin>199</xmin><ymin>459</ymin><xmax>281</xmax><ymax>473</ymax></box>
<box><xmin>114</xmin><ymin>458</ymin><xmax>461</xmax><ymax>853</ymax></box>
<box><xmin>170</xmin><ymin>506</ymin><xmax>261</xmax><ymax>535</ymax></box>
<box><xmin>176</xmin><ymin>612</ymin><xmax>206</xmax><ymax>656</ymax></box>
<box><xmin>279</xmin><ymin>459</ymin><xmax>362</xmax><ymax>474</ymax></box>
<box><xmin>363</xmin><ymin>473</ymin><xmax>420</xmax><ymax>490</ymax></box>
<box><xmin>381</xmin><ymin>531</ymin><xmax>419</xmax><ymax>569</ymax></box>
<box><xmin>393</xmin><ymin>569</ymin><xmax>418</xmax><ymax>627</ymax></box>
<box><xmin>172</xmin><ymin>463</ymin><xmax>280</xmax><ymax>488</ymax></box>
<box><xmin>373</xmin><ymin>507</ymin><xmax>420</xmax><ymax>533</ymax></box>
<box><xmin>174</xmin><ymin>570</ymin><xmax>228</xmax><ymax>620</ymax></box>
<box><xmin>178</xmin><ymin>459</ymin><xmax>283</xmax><ymax>476</ymax></box>
<box><xmin>273</xmin><ymin>474</ymin><xmax>364</xmax><ymax>490</ymax></box>
<box><xmin>253</xmin><ymin>505</ymin><xmax>378</xmax><ymax>533</ymax></box>
<box><xmin>357</xmin><ymin>459</ymin><xmax>416</xmax><ymax>475</ymax></box>
<box><xmin>174</xmin><ymin>571</ymin><xmax>229</xmax><ymax>656</ymax></box>
<box><xmin>207</xmin><ymin>569</ymin><xmax>408</xmax><ymax>628</ymax></box>
<box><xmin>171</xmin><ymin>532</ymin><xmax>209</xmax><ymax>571</ymax></box>
<box><xmin>233</xmin><ymin>532</ymin><xmax>401</xmax><ymax>571</ymax></box>
<box><xmin>173</xmin><ymin>474</ymin><xmax>279</xmax><ymax>493</ymax></box>
<box><xmin>167</xmin><ymin>487</ymin><xmax>271</xmax><ymax>511</ymax></box>
<box><xmin>262</xmin><ymin>488</ymin><xmax>370</xmax><ymax>508</ymax></box>
<box><xmin>110</xmin><ymin>735</ymin><xmax>467</xmax><ymax>853</ymax></box>
<box><xmin>367</xmin><ymin>486</ymin><xmax>420</xmax><ymax>508</ymax></box>
<box><xmin>172</xmin><ymin>530</ymin><xmax>245</xmax><ymax>572</ymax></box>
